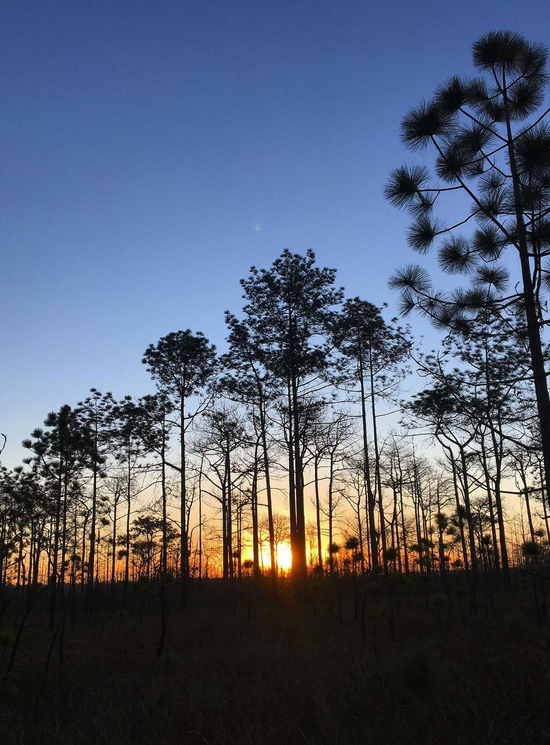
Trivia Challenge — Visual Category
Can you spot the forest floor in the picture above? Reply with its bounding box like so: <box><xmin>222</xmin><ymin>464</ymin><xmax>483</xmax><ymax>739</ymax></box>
<box><xmin>1</xmin><ymin>575</ymin><xmax>549</xmax><ymax>744</ymax></box>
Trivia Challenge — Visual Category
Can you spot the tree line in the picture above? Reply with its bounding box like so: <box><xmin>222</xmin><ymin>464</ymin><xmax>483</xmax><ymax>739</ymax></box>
<box><xmin>2</xmin><ymin>30</ymin><xmax>550</xmax><ymax>634</ymax></box>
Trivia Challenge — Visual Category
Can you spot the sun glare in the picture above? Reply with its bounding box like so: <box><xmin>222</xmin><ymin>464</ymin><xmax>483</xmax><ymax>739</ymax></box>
<box><xmin>275</xmin><ymin>542</ymin><xmax>292</xmax><ymax>573</ymax></box>
<box><xmin>257</xmin><ymin>541</ymin><xmax>293</xmax><ymax>574</ymax></box>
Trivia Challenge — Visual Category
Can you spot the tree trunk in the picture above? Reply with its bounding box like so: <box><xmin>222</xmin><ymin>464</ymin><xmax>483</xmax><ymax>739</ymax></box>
<box><xmin>359</xmin><ymin>355</ymin><xmax>378</xmax><ymax>569</ymax></box>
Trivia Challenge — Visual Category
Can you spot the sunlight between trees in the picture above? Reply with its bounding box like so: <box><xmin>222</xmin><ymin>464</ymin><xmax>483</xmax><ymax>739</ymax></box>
<box><xmin>2</xmin><ymin>29</ymin><xmax>550</xmax><ymax>657</ymax></box>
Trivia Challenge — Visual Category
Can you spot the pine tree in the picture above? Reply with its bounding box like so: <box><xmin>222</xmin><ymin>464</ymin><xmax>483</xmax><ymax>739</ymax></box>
<box><xmin>386</xmin><ymin>31</ymin><xmax>550</xmax><ymax>501</ymax></box>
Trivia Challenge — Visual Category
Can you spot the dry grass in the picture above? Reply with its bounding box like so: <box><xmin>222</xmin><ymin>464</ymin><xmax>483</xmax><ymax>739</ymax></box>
<box><xmin>1</xmin><ymin>577</ymin><xmax>549</xmax><ymax>744</ymax></box>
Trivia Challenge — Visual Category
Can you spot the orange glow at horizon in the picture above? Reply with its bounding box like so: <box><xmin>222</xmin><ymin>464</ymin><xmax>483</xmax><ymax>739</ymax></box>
<box><xmin>244</xmin><ymin>541</ymin><xmax>293</xmax><ymax>573</ymax></box>
<box><xmin>272</xmin><ymin>542</ymin><xmax>292</xmax><ymax>572</ymax></box>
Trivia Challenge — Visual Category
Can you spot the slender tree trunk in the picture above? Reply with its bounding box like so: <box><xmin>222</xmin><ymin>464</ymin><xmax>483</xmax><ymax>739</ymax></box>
<box><xmin>124</xmin><ymin>443</ymin><xmax>132</xmax><ymax>604</ymax></box>
<box><xmin>157</xmin><ymin>412</ymin><xmax>168</xmax><ymax>658</ymax></box>
<box><xmin>482</xmin><ymin>347</ymin><xmax>509</xmax><ymax>585</ymax></box>
<box><xmin>459</xmin><ymin>445</ymin><xmax>478</xmax><ymax>585</ymax></box>
<box><xmin>480</xmin><ymin>437</ymin><xmax>501</xmax><ymax>573</ymax></box>
<box><xmin>49</xmin><ymin>459</ymin><xmax>63</xmax><ymax>632</ymax></box>
<box><xmin>359</xmin><ymin>355</ymin><xmax>378</xmax><ymax>569</ymax></box>
<box><xmin>442</xmin><ymin>443</ymin><xmax>469</xmax><ymax>572</ymax></box>
<box><xmin>161</xmin><ymin>412</ymin><xmax>168</xmax><ymax>575</ymax></box>
<box><xmin>111</xmin><ymin>496</ymin><xmax>118</xmax><ymax>587</ymax></box>
<box><xmin>226</xmin><ymin>444</ymin><xmax>233</xmax><ymax>579</ymax></box>
<box><xmin>286</xmin><ymin>381</ymin><xmax>297</xmax><ymax>570</ymax></box>
<box><xmin>198</xmin><ymin>456</ymin><xmax>203</xmax><ymax>584</ymax></box>
<box><xmin>87</xmin><ymin>462</ymin><xmax>98</xmax><ymax>612</ymax></box>
<box><xmin>291</xmin><ymin>374</ymin><xmax>307</xmax><ymax>583</ymax></box>
<box><xmin>368</xmin><ymin>348</ymin><xmax>387</xmax><ymax>572</ymax></box>
<box><xmin>518</xmin><ymin>464</ymin><xmax>536</xmax><ymax>543</ymax></box>
<box><xmin>502</xmin><ymin>74</ymin><xmax>550</xmax><ymax>506</ymax></box>
<box><xmin>222</xmin><ymin>482</ymin><xmax>228</xmax><ymax>580</ymax></box>
<box><xmin>314</xmin><ymin>457</ymin><xmax>323</xmax><ymax>570</ymax></box>
<box><xmin>59</xmin><ymin>472</ymin><xmax>69</xmax><ymax>609</ymax></box>
<box><xmin>180</xmin><ymin>397</ymin><xmax>187</xmax><ymax>608</ymax></box>
<box><xmin>258</xmin><ymin>396</ymin><xmax>277</xmax><ymax>585</ymax></box>
<box><xmin>252</xmin><ymin>455</ymin><xmax>260</xmax><ymax>577</ymax></box>
<box><xmin>398</xmin><ymin>473</ymin><xmax>408</xmax><ymax>574</ymax></box>
<box><xmin>328</xmin><ymin>454</ymin><xmax>334</xmax><ymax>575</ymax></box>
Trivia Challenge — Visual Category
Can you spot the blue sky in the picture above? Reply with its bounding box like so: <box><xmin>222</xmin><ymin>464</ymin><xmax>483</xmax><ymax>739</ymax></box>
<box><xmin>2</xmin><ymin>0</ymin><xmax>549</xmax><ymax>466</ymax></box>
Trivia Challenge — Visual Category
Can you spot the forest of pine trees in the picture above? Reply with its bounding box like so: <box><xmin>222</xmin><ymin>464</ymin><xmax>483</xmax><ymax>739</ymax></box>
<box><xmin>2</xmin><ymin>29</ymin><xmax>550</xmax><ymax>745</ymax></box>
<box><xmin>3</xmin><ymin>244</ymin><xmax>550</xmax><ymax>606</ymax></box>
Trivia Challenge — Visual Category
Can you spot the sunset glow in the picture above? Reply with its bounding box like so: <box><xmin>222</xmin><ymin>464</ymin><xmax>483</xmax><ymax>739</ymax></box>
<box><xmin>256</xmin><ymin>542</ymin><xmax>293</xmax><ymax>574</ymax></box>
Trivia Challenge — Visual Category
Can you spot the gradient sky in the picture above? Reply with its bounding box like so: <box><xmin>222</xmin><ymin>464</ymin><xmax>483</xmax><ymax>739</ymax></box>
<box><xmin>2</xmin><ymin>0</ymin><xmax>549</xmax><ymax>467</ymax></box>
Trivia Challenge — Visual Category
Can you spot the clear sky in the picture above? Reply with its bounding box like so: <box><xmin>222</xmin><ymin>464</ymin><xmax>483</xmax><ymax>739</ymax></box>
<box><xmin>2</xmin><ymin>0</ymin><xmax>549</xmax><ymax>467</ymax></box>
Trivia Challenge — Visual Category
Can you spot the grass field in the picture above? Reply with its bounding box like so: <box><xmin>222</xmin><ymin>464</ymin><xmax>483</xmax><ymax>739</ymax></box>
<box><xmin>1</xmin><ymin>575</ymin><xmax>549</xmax><ymax>744</ymax></box>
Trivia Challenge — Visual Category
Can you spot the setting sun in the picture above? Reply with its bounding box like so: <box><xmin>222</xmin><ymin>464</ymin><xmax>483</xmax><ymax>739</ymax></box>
<box><xmin>275</xmin><ymin>542</ymin><xmax>292</xmax><ymax>573</ymax></box>
<box><xmin>257</xmin><ymin>541</ymin><xmax>293</xmax><ymax>574</ymax></box>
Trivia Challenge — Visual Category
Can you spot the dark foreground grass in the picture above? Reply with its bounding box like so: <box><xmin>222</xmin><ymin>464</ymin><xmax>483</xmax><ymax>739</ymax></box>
<box><xmin>1</xmin><ymin>578</ymin><xmax>549</xmax><ymax>744</ymax></box>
